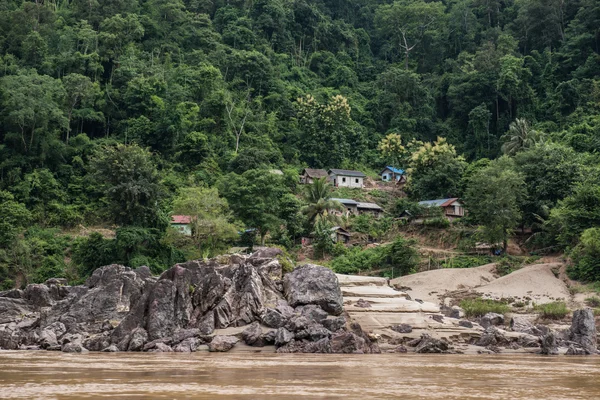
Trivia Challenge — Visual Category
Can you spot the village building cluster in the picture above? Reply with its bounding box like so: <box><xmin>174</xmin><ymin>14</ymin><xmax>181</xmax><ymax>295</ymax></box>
<box><xmin>171</xmin><ymin>165</ymin><xmax>465</xmax><ymax>238</ymax></box>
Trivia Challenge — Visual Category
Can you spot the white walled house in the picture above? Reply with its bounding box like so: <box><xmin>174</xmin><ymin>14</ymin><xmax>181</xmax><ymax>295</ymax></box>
<box><xmin>328</xmin><ymin>169</ymin><xmax>366</xmax><ymax>188</ymax></box>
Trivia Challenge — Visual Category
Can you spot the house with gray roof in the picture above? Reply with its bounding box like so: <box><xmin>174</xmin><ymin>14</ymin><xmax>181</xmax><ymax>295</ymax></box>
<box><xmin>356</xmin><ymin>202</ymin><xmax>384</xmax><ymax>218</ymax></box>
<box><xmin>331</xmin><ymin>198</ymin><xmax>359</xmax><ymax>216</ymax></box>
<box><xmin>328</xmin><ymin>169</ymin><xmax>366</xmax><ymax>188</ymax></box>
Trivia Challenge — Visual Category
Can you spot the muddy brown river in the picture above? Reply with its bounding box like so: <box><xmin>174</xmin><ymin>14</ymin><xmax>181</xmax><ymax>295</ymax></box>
<box><xmin>0</xmin><ymin>352</ymin><xmax>598</xmax><ymax>399</ymax></box>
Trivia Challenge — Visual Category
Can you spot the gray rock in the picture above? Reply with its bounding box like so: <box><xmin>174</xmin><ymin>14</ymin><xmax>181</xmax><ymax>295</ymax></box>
<box><xmin>286</xmin><ymin>316</ymin><xmax>310</xmax><ymax>332</ymax></box>
<box><xmin>150</xmin><ymin>343</ymin><xmax>173</xmax><ymax>352</ymax></box>
<box><xmin>61</xmin><ymin>334</ymin><xmax>88</xmax><ymax>353</ymax></box>
<box><xmin>430</xmin><ymin>315</ymin><xmax>444</xmax><ymax>323</ymax></box>
<box><xmin>415</xmin><ymin>334</ymin><xmax>450</xmax><ymax>353</ymax></box>
<box><xmin>566</xmin><ymin>344</ymin><xmax>588</xmax><ymax>355</ymax></box>
<box><xmin>82</xmin><ymin>333</ymin><xmax>111</xmax><ymax>351</ymax></box>
<box><xmin>330</xmin><ymin>332</ymin><xmax>367</xmax><ymax>354</ymax></box>
<box><xmin>262</xmin><ymin>308</ymin><xmax>287</xmax><ymax>328</ymax></box>
<box><xmin>450</xmin><ymin>306</ymin><xmax>464</xmax><ymax>319</ymax></box>
<box><xmin>394</xmin><ymin>345</ymin><xmax>408</xmax><ymax>353</ymax></box>
<box><xmin>173</xmin><ymin>337</ymin><xmax>201</xmax><ymax>352</ymax></box>
<box><xmin>102</xmin><ymin>344</ymin><xmax>119</xmax><ymax>352</ymax></box>
<box><xmin>355</xmin><ymin>299</ymin><xmax>372</xmax><ymax>308</ymax></box>
<box><xmin>283</xmin><ymin>264</ymin><xmax>343</xmax><ymax>315</ymax></box>
<box><xmin>569</xmin><ymin>308</ymin><xmax>597</xmax><ymax>355</ymax></box>
<box><xmin>322</xmin><ymin>317</ymin><xmax>346</xmax><ymax>332</ymax></box>
<box><xmin>476</xmin><ymin>327</ymin><xmax>509</xmax><ymax>347</ymax></box>
<box><xmin>261</xmin><ymin>330</ymin><xmax>277</xmax><ymax>345</ymax></box>
<box><xmin>298</xmin><ymin>305</ymin><xmax>329</xmax><ymax>323</ymax></box>
<box><xmin>39</xmin><ymin>329</ymin><xmax>59</xmax><ymax>349</ymax></box>
<box><xmin>275</xmin><ymin>300</ymin><xmax>295</xmax><ymax>319</ymax></box>
<box><xmin>23</xmin><ymin>284</ymin><xmax>54</xmax><ymax>308</ymax></box>
<box><xmin>127</xmin><ymin>328</ymin><xmax>148</xmax><ymax>351</ymax></box>
<box><xmin>303</xmin><ymin>337</ymin><xmax>333</xmax><ymax>353</ymax></box>
<box><xmin>241</xmin><ymin>322</ymin><xmax>263</xmax><ymax>346</ymax></box>
<box><xmin>208</xmin><ymin>335</ymin><xmax>239</xmax><ymax>352</ymax></box>
<box><xmin>539</xmin><ymin>332</ymin><xmax>558</xmax><ymax>355</ymax></box>
<box><xmin>480</xmin><ymin>312</ymin><xmax>505</xmax><ymax>329</ymax></box>
<box><xmin>459</xmin><ymin>320</ymin><xmax>473</xmax><ymax>328</ymax></box>
<box><xmin>295</xmin><ymin>325</ymin><xmax>331</xmax><ymax>341</ymax></box>
<box><xmin>391</xmin><ymin>324</ymin><xmax>413</xmax><ymax>334</ymax></box>
<box><xmin>275</xmin><ymin>327</ymin><xmax>294</xmax><ymax>347</ymax></box>
<box><xmin>510</xmin><ymin>316</ymin><xmax>536</xmax><ymax>335</ymax></box>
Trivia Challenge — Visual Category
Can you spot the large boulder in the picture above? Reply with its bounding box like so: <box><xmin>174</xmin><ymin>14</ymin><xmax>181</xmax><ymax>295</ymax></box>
<box><xmin>283</xmin><ymin>264</ymin><xmax>343</xmax><ymax>315</ymax></box>
<box><xmin>510</xmin><ymin>316</ymin><xmax>536</xmax><ymax>335</ymax></box>
<box><xmin>480</xmin><ymin>313</ymin><xmax>505</xmax><ymax>329</ymax></box>
<box><xmin>241</xmin><ymin>322</ymin><xmax>263</xmax><ymax>346</ymax></box>
<box><xmin>415</xmin><ymin>334</ymin><xmax>450</xmax><ymax>353</ymax></box>
<box><xmin>208</xmin><ymin>335</ymin><xmax>239</xmax><ymax>352</ymax></box>
<box><xmin>569</xmin><ymin>308</ymin><xmax>597</xmax><ymax>355</ymax></box>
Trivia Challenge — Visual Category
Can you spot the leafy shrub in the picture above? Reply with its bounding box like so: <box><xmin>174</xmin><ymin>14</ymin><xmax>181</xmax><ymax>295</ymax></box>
<box><xmin>459</xmin><ymin>298</ymin><xmax>510</xmax><ymax>317</ymax></box>
<box><xmin>568</xmin><ymin>228</ymin><xmax>600</xmax><ymax>281</ymax></box>
<box><xmin>423</xmin><ymin>217</ymin><xmax>450</xmax><ymax>229</ymax></box>
<box><xmin>585</xmin><ymin>296</ymin><xmax>600</xmax><ymax>307</ymax></box>
<box><xmin>440</xmin><ymin>255</ymin><xmax>492</xmax><ymax>269</ymax></box>
<box><xmin>350</xmin><ymin>214</ymin><xmax>393</xmax><ymax>240</ymax></box>
<box><xmin>534</xmin><ymin>302</ymin><xmax>569</xmax><ymax>319</ymax></box>
<box><xmin>330</xmin><ymin>237</ymin><xmax>419</xmax><ymax>276</ymax></box>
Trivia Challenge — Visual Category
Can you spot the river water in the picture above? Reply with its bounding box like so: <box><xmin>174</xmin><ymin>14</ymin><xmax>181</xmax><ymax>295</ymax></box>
<box><xmin>0</xmin><ymin>351</ymin><xmax>598</xmax><ymax>399</ymax></box>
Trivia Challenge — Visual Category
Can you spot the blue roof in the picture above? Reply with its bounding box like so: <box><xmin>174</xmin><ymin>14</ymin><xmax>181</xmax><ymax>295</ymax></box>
<box><xmin>331</xmin><ymin>198</ymin><xmax>358</xmax><ymax>205</ymax></box>
<box><xmin>382</xmin><ymin>166</ymin><xmax>404</xmax><ymax>175</ymax></box>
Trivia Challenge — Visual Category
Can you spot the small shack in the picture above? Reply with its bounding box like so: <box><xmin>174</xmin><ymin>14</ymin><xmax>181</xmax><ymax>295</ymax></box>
<box><xmin>328</xmin><ymin>169</ymin><xmax>366</xmax><ymax>188</ymax></box>
<box><xmin>330</xmin><ymin>226</ymin><xmax>351</xmax><ymax>244</ymax></box>
<box><xmin>300</xmin><ymin>168</ymin><xmax>328</xmax><ymax>184</ymax></box>
<box><xmin>380</xmin><ymin>166</ymin><xmax>405</xmax><ymax>182</ymax></box>
<box><xmin>357</xmin><ymin>202</ymin><xmax>384</xmax><ymax>218</ymax></box>
<box><xmin>170</xmin><ymin>215</ymin><xmax>193</xmax><ymax>236</ymax></box>
<box><xmin>331</xmin><ymin>198</ymin><xmax>359</xmax><ymax>216</ymax></box>
<box><xmin>418</xmin><ymin>198</ymin><xmax>465</xmax><ymax>220</ymax></box>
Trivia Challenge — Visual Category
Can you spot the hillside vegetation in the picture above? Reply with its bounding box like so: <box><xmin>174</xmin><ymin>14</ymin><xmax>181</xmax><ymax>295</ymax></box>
<box><xmin>0</xmin><ymin>0</ymin><xmax>599</xmax><ymax>287</ymax></box>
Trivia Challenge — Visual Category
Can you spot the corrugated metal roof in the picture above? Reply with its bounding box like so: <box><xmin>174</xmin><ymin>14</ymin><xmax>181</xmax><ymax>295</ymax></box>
<box><xmin>328</xmin><ymin>169</ymin><xmax>366</xmax><ymax>177</ymax></box>
<box><xmin>331</xmin><ymin>198</ymin><xmax>359</xmax><ymax>205</ymax></box>
<box><xmin>381</xmin><ymin>166</ymin><xmax>405</xmax><ymax>175</ymax></box>
<box><xmin>418</xmin><ymin>198</ymin><xmax>459</xmax><ymax>207</ymax></box>
<box><xmin>302</xmin><ymin>168</ymin><xmax>328</xmax><ymax>178</ymax></box>
<box><xmin>171</xmin><ymin>215</ymin><xmax>192</xmax><ymax>224</ymax></box>
<box><xmin>356</xmin><ymin>202</ymin><xmax>383</xmax><ymax>211</ymax></box>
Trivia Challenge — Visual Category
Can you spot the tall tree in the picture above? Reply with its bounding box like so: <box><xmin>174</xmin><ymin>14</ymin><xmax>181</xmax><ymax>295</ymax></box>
<box><xmin>465</xmin><ymin>157</ymin><xmax>526</xmax><ymax>252</ymax></box>
<box><xmin>376</xmin><ymin>0</ymin><xmax>446</xmax><ymax>69</ymax></box>
<box><xmin>90</xmin><ymin>144</ymin><xmax>165</xmax><ymax>227</ymax></box>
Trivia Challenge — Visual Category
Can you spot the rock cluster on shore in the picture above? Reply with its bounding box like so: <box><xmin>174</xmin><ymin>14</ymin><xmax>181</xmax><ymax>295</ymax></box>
<box><xmin>0</xmin><ymin>249</ymin><xmax>379</xmax><ymax>354</ymax></box>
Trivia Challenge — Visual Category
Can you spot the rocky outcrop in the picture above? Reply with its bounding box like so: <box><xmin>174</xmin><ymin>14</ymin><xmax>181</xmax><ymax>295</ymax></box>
<box><xmin>568</xmin><ymin>308</ymin><xmax>597</xmax><ymax>355</ymax></box>
<box><xmin>208</xmin><ymin>335</ymin><xmax>239</xmax><ymax>352</ymax></box>
<box><xmin>283</xmin><ymin>264</ymin><xmax>344</xmax><ymax>315</ymax></box>
<box><xmin>0</xmin><ymin>249</ymin><xmax>364</xmax><ymax>354</ymax></box>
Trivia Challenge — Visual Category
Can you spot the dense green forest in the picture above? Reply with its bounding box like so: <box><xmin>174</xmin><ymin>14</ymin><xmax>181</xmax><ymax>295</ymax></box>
<box><xmin>0</xmin><ymin>0</ymin><xmax>599</xmax><ymax>288</ymax></box>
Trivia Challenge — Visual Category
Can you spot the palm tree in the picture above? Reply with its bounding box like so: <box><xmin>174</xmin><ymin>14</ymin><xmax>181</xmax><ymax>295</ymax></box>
<box><xmin>501</xmin><ymin>118</ymin><xmax>544</xmax><ymax>156</ymax></box>
<box><xmin>303</xmin><ymin>177</ymin><xmax>344</xmax><ymax>224</ymax></box>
